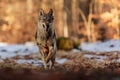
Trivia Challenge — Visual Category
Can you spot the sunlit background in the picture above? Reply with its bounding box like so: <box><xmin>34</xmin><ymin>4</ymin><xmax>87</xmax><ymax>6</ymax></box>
<box><xmin>0</xmin><ymin>0</ymin><xmax>120</xmax><ymax>44</ymax></box>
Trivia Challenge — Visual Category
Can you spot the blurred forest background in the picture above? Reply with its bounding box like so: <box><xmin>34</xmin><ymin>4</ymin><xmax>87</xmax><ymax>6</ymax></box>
<box><xmin>0</xmin><ymin>0</ymin><xmax>120</xmax><ymax>44</ymax></box>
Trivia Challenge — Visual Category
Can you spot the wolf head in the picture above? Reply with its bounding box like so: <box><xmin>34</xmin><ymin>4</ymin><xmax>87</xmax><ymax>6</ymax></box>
<box><xmin>38</xmin><ymin>9</ymin><xmax>54</xmax><ymax>32</ymax></box>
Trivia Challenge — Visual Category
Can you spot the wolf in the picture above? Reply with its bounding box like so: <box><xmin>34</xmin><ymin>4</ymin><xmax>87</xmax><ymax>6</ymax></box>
<box><xmin>35</xmin><ymin>9</ymin><xmax>57</xmax><ymax>70</ymax></box>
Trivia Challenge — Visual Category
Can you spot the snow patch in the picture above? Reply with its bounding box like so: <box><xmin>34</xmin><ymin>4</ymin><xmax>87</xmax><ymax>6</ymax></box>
<box><xmin>72</xmin><ymin>49</ymin><xmax>80</xmax><ymax>53</ymax></box>
<box><xmin>0</xmin><ymin>42</ymin><xmax>39</xmax><ymax>59</ymax></box>
<box><xmin>16</xmin><ymin>59</ymin><xmax>43</xmax><ymax>66</ymax></box>
<box><xmin>56</xmin><ymin>58</ymin><xmax>67</xmax><ymax>64</ymax></box>
<box><xmin>80</xmin><ymin>40</ymin><xmax>120</xmax><ymax>52</ymax></box>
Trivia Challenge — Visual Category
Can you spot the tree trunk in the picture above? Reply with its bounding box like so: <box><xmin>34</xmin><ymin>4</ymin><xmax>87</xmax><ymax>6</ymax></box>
<box><xmin>72</xmin><ymin>0</ymin><xmax>79</xmax><ymax>36</ymax></box>
<box><xmin>63</xmin><ymin>11</ymin><xmax>68</xmax><ymax>37</ymax></box>
<box><xmin>53</xmin><ymin>0</ymin><xmax>64</xmax><ymax>37</ymax></box>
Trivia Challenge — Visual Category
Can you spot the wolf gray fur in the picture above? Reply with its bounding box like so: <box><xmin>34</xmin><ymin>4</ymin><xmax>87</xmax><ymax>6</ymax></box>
<box><xmin>35</xmin><ymin>9</ymin><xmax>56</xmax><ymax>70</ymax></box>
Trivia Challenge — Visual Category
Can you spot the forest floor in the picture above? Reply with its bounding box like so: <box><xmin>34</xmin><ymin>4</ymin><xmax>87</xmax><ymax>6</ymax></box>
<box><xmin>0</xmin><ymin>40</ymin><xmax>120</xmax><ymax>80</ymax></box>
<box><xmin>0</xmin><ymin>51</ymin><xmax>120</xmax><ymax>80</ymax></box>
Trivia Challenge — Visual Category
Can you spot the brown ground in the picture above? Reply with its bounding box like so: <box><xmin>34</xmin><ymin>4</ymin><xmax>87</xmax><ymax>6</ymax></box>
<box><xmin>0</xmin><ymin>51</ymin><xmax>120</xmax><ymax>80</ymax></box>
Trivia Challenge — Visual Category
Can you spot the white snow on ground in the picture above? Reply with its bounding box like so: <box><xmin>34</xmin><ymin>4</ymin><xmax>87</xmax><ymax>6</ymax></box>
<box><xmin>56</xmin><ymin>58</ymin><xmax>67</xmax><ymax>64</ymax></box>
<box><xmin>80</xmin><ymin>39</ymin><xmax>120</xmax><ymax>52</ymax></box>
<box><xmin>16</xmin><ymin>58</ymin><xmax>68</xmax><ymax>66</ymax></box>
<box><xmin>0</xmin><ymin>42</ymin><xmax>68</xmax><ymax>65</ymax></box>
<box><xmin>0</xmin><ymin>42</ymin><xmax>39</xmax><ymax>59</ymax></box>
<box><xmin>72</xmin><ymin>49</ymin><xmax>80</xmax><ymax>53</ymax></box>
<box><xmin>1</xmin><ymin>39</ymin><xmax>120</xmax><ymax>65</ymax></box>
<box><xmin>16</xmin><ymin>59</ymin><xmax>43</xmax><ymax>66</ymax></box>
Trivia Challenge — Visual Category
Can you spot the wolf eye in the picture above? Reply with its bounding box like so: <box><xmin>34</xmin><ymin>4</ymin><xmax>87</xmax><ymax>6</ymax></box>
<box><xmin>42</xmin><ymin>24</ymin><xmax>45</xmax><ymax>28</ymax></box>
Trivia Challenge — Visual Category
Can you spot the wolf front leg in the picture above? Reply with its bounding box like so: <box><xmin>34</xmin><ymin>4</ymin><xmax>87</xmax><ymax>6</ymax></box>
<box><xmin>46</xmin><ymin>46</ymin><xmax>55</xmax><ymax>70</ymax></box>
<box><xmin>42</xmin><ymin>53</ymin><xmax>47</xmax><ymax>70</ymax></box>
<box><xmin>41</xmin><ymin>51</ymin><xmax>47</xmax><ymax>70</ymax></box>
<box><xmin>39</xmin><ymin>45</ymin><xmax>48</xmax><ymax>70</ymax></box>
<box><xmin>49</xmin><ymin>57</ymin><xmax>55</xmax><ymax>70</ymax></box>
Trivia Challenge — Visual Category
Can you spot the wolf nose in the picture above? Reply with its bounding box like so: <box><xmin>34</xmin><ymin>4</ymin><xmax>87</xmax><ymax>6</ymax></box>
<box><xmin>46</xmin><ymin>24</ymin><xmax>49</xmax><ymax>28</ymax></box>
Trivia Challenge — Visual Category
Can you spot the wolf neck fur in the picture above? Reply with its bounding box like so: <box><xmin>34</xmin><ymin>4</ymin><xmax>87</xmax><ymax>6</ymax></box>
<box><xmin>37</xmin><ymin>22</ymin><xmax>54</xmax><ymax>40</ymax></box>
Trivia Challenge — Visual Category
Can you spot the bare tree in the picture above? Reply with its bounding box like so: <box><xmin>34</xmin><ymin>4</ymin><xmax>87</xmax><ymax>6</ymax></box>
<box><xmin>78</xmin><ymin>1</ymin><xmax>94</xmax><ymax>42</ymax></box>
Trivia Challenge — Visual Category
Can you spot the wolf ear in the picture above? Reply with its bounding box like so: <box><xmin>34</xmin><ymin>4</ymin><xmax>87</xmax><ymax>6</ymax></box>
<box><xmin>39</xmin><ymin>9</ymin><xmax>44</xmax><ymax>16</ymax></box>
<box><xmin>49</xmin><ymin>9</ymin><xmax>53</xmax><ymax>16</ymax></box>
